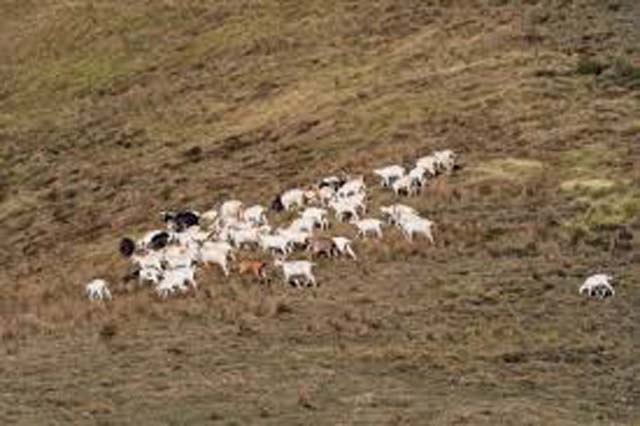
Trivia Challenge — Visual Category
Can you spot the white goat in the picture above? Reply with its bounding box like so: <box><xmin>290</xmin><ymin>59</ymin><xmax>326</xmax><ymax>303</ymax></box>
<box><xmin>85</xmin><ymin>279</ymin><xmax>112</xmax><ymax>301</ymax></box>
<box><xmin>199</xmin><ymin>241</ymin><xmax>234</xmax><ymax>276</ymax></box>
<box><xmin>155</xmin><ymin>278</ymin><xmax>185</xmax><ymax>299</ymax></box>
<box><xmin>131</xmin><ymin>250</ymin><xmax>164</xmax><ymax>272</ymax></box>
<box><xmin>278</xmin><ymin>228</ymin><xmax>311</xmax><ymax>251</ymax></box>
<box><xmin>344</xmin><ymin>192</ymin><xmax>367</xmax><ymax>214</ymax></box>
<box><xmin>408</xmin><ymin>166</ymin><xmax>427</xmax><ymax>189</ymax></box>
<box><xmin>243</xmin><ymin>205</ymin><xmax>267</xmax><ymax>225</ymax></box>
<box><xmin>332</xmin><ymin>236</ymin><xmax>357</xmax><ymax>260</ymax></box>
<box><xmin>220</xmin><ymin>200</ymin><xmax>244</xmax><ymax>220</ymax></box>
<box><xmin>337</xmin><ymin>176</ymin><xmax>365</xmax><ymax>198</ymax></box>
<box><xmin>329</xmin><ymin>198</ymin><xmax>360</xmax><ymax>223</ymax></box>
<box><xmin>380</xmin><ymin>204</ymin><xmax>418</xmax><ymax>224</ymax></box>
<box><xmin>138</xmin><ymin>267</ymin><xmax>163</xmax><ymax>286</ymax></box>
<box><xmin>280</xmin><ymin>188</ymin><xmax>313</xmax><ymax>211</ymax></box>
<box><xmin>392</xmin><ymin>175</ymin><xmax>417</xmax><ymax>196</ymax></box>
<box><xmin>288</xmin><ymin>217</ymin><xmax>316</xmax><ymax>234</ymax></box>
<box><xmin>316</xmin><ymin>186</ymin><xmax>336</xmax><ymax>207</ymax></box>
<box><xmin>433</xmin><ymin>149</ymin><xmax>457</xmax><ymax>174</ymax></box>
<box><xmin>274</xmin><ymin>259</ymin><xmax>317</xmax><ymax>288</ymax></box>
<box><xmin>229</xmin><ymin>225</ymin><xmax>270</xmax><ymax>249</ymax></box>
<box><xmin>301</xmin><ymin>207</ymin><xmax>329</xmax><ymax>230</ymax></box>
<box><xmin>185</xmin><ymin>225</ymin><xmax>213</xmax><ymax>243</ymax></box>
<box><xmin>200</xmin><ymin>209</ymin><xmax>219</xmax><ymax>224</ymax></box>
<box><xmin>130</xmin><ymin>250</ymin><xmax>164</xmax><ymax>286</ymax></box>
<box><xmin>163</xmin><ymin>244</ymin><xmax>199</xmax><ymax>269</ymax></box>
<box><xmin>172</xmin><ymin>225</ymin><xmax>211</xmax><ymax>247</ymax></box>
<box><xmin>397</xmin><ymin>216</ymin><xmax>435</xmax><ymax>243</ymax></box>
<box><xmin>155</xmin><ymin>267</ymin><xmax>196</xmax><ymax>298</ymax></box>
<box><xmin>373</xmin><ymin>165</ymin><xmax>405</xmax><ymax>187</ymax></box>
<box><xmin>353</xmin><ymin>218</ymin><xmax>384</xmax><ymax>238</ymax></box>
<box><xmin>579</xmin><ymin>274</ymin><xmax>615</xmax><ymax>299</ymax></box>
<box><xmin>416</xmin><ymin>155</ymin><xmax>438</xmax><ymax>176</ymax></box>
<box><xmin>259</xmin><ymin>234</ymin><xmax>290</xmax><ymax>255</ymax></box>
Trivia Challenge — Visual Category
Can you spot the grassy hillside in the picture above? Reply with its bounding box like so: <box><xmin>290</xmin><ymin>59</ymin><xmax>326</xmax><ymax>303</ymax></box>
<box><xmin>1</xmin><ymin>1</ymin><xmax>639</xmax><ymax>424</ymax></box>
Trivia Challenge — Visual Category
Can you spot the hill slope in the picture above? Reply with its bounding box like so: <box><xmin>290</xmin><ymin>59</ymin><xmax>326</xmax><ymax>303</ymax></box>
<box><xmin>1</xmin><ymin>1</ymin><xmax>640</xmax><ymax>424</ymax></box>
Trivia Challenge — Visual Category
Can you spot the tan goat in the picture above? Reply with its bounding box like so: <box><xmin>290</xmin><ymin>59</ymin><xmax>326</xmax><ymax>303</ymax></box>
<box><xmin>237</xmin><ymin>259</ymin><xmax>269</xmax><ymax>281</ymax></box>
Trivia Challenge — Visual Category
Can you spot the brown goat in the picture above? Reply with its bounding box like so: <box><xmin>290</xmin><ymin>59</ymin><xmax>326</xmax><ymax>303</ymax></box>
<box><xmin>237</xmin><ymin>259</ymin><xmax>268</xmax><ymax>280</ymax></box>
<box><xmin>307</xmin><ymin>238</ymin><xmax>335</xmax><ymax>259</ymax></box>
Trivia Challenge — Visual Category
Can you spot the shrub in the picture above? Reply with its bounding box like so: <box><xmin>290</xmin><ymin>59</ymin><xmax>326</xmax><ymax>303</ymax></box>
<box><xmin>604</xmin><ymin>57</ymin><xmax>640</xmax><ymax>88</ymax></box>
<box><xmin>576</xmin><ymin>56</ymin><xmax>605</xmax><ymax>76</ymax></box>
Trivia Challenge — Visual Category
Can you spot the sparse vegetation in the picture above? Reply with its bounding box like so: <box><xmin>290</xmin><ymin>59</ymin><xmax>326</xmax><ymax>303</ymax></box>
<box><xmin>1</xmin><ymin>0</ymin><xmax>639</xmax><ymax>425</ymax></box>
<box><xmin>576</xmin><ymin>56</ymin><xmax>606</xmax><ymax>76</ymax></box>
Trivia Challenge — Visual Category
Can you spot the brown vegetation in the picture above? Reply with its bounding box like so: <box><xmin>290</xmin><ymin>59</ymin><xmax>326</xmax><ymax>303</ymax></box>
<box><xmin>1</xmin><ymin>0</ymin><xmax>639</xmax><ymax>424</ymax></box>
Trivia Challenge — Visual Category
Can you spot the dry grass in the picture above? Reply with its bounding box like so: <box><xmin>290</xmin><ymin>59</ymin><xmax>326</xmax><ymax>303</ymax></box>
<box><xmin>1</xmin><ymin>0</ymin><xmax>640</xmax><ymax>425</ymax></box>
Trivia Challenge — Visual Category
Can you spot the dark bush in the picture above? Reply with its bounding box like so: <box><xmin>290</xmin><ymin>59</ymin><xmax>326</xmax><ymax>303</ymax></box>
<box><xmin>576</xmin><ymin>56</ymin><xmax>605</xmax><ymax>76</ymax></box>
<box><xmin>604</xmin><ymin>57</ymin><xmax>640</xmax><ymax>88</ymax></box>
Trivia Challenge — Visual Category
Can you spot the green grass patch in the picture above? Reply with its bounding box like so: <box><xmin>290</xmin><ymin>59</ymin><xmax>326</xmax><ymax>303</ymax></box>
<box><xmin>469</xmin><ymin>158</ymin><xmax>544</xmax><ymax>183</ymax></box>
<box><xmin>575</xmin><ymin>56</ymin><xmax>606</xmax><ymax>76</ymax></box>
<box><xmin>559</xmin><ymin>144</ymin><xmax>611</xmax><ymax>168</ymax></box>
<box><xmin>565</xmin><ymin>189</ymin><xmax>640</xmax><ymax>236</ymax></box>
<box><xmin>557</xmin><ymin>145</ymin><xmax>629</xmax><ymax>198</ymax></box>
<box><xmin>559</xmin><ymin>178</ymin><xmax>622</xmax><ymax>197</ymax></box>
<box><xmin>22</xmin><ymin>51</ymin><xmax>135</xmax><ymax>100</ymax></box>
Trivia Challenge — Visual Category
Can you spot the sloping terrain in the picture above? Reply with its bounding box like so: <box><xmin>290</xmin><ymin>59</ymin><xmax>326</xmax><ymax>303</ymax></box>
<box><xmin>1</xmin><ymin>1</ymin><xmax>639</xmax><ymax>424</ymax></box>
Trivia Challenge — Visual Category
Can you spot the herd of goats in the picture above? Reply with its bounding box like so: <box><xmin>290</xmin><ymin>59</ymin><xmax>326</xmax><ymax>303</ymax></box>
<box><xmin>85</xmin><ymin>148</ymin><xmax>617</xmax><ymax>301</ymax></box>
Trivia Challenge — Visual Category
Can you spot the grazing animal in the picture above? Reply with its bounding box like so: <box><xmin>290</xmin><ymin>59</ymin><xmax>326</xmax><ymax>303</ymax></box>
<box><xmin>433</xmin><ymin>149</ymin><xmax>457</xmax><ymax>174</ymax></box>
<box><xmin>579</xmin><ymin>274</ymin><xmax>615</xmax><ymax>299</ymax></box>
<box><xmin>329</xmin><ymin>198</ymin><xmax>361</xmax><ymax>223</ymax></box>
<box><xmin>307</xmin><ymin>238</ymin><xmax>335</xmax><ymax>258</ymax></box>
<box><xmin>397</xmin><ymin>216</ymin><xmax>435</xmax><ymax>243</ymax></box>
<box><xmin>380</xmin><ymin>204</ymin><xmax>418</xmax><ymax>224</ymax></box>
<box><xmin>119</xmin><ymin>237</ymin><xmax>136</xmax><ymax>257</ymax></box>
<box><xmin>301</xmin><ymin>207</ymin><xmax>329</xmax><ymax>230</ymax></box>
<box><xmin>199</xmin><ymin>241</ymin><xmax>233</xmax><ymax>276</ymax></box>
<box><xmin>416</xmin><ymin>155</ymin><xmax>438</xmax><ymax>176</ymax></box>
<box><xmin>408</xmin><ymin>166</ymin><xmax>427</xmax><ymax>190</ymax></box>
<box><xmin>185</xmin><ymin>226</ymin><xmax>214</xmax><ymax>244</ymax></box>
<box><xmin>288</xmin><ymin>217</ymin><xmax>316</xmax><ymax>233</ymax></box>
<box><xmin>149</xmin><ymin>231</ymin><xmax>172</xmax><ymax>250</ymax></box>
<box><xmin>374</xmin><ymin>165</ymin><xmax>406</xmax><ymax>187</ymax></box>
<box><xmin>237</xmin><ymin>260</ymin><xmax>269</xmax><ymax>280</ymax></box>
<box><xmin>331</xmin><ymin>236</ymin><xmax>357</xmax><ymax>260</ymax></box>
<box><xmin>259</xmin><ymin>234</ymin><xmax>290</xmax><ymax>255</ymax></box>
<box><xmin>127</xmin><ymin>250</ymin><xmax>164</xmax><ymax>287</ymax></box>
<box><xmin>278</xmin><ymin>228</ymin><xmax>311</xmax><ymax>251</ymax></box>
<box><xmin>220</xmin><ymin>200</ymin><xmax>244</xmax><ymax>220</ymax></box>
<box><xmin>343</xmin><ymin>192</ymin><xmax>367</xmax><ymax>214</ymax></box>
<box><xmin>278</xmin><ymin>188</ymin><xmax>314</xmax><ymax>211</ymax></box>
<box><xmin>131</xmin><ymin>250</ymin><xmax>164</xmax><ymax>272</ymax></box>
<box><xmin>316</xmin><ymin>186</ymin><xmax>336</xmax><ymax>207</ymax></box>
<box><xmin>271</xmin><ymin>194</ymin><xmax>285</xmax><ymax>212</ymax></box>
<box><xmin>392</xmin><ymin>175</ymin><xmax>417</xmax><ymax>196</ymax></box>
<box><xmin>155</xmin><ymin>278</ymin><xmax>184</xmax><ymax>299</ymax></box>
<box><xmin>274</xmin><ymin>259</ymin><xmax>317</xmax><ymax>288</ymax></box>
<box><xmin>138</xmin><ymin>266</ymin><xmax>163</xmax><ymax>286</ymax></box>
<box><xmin>162</xmin><ymin>210</ymin><xmax>200</xmax><ymax>231</ymax></box>
<box><xmin>155</xmin><ymin>267</ymin><xmax>196</xmax><ymax>298</ymax></box>
<box><xmin>86</xmin><ymin>279</ymin><xmax>112</xmax><ymax>301</ymax></box>
<box><xmin>319</xmin><ymin>176</ymin><xmax>346</xmax><ymax>191</ymax></box>
<box><xmin>163</xmin><ymin>244</ymin><xmax>200</xmax><ymax>269</ymax></box>
<box><xmin>137</xmin><ymin>230</ymin><xmax>171</xmax><ymax>250</ymax></box>
<box><xmin>353</xmin><ymin>218</ymin><xmax>384</xmax><ymax>238</ymax></box>
<box><xmin>243</xmin><ymin>205</ymin><xmax>267</xmax><ymax>225</ymax></box>
<box><xmin>229</xmin><ymin>225</ymin><xmax>270</xmax><ymax>249</ymax></box>
<box><xmin>200</xmin><ymin>209</ymin><xmax>219</xmax><ymax>224</ymax></box>
<box><xmin>337</xmin><ymin>176</ymin><xmax>365</xmax><ymax>198</ymax></box>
